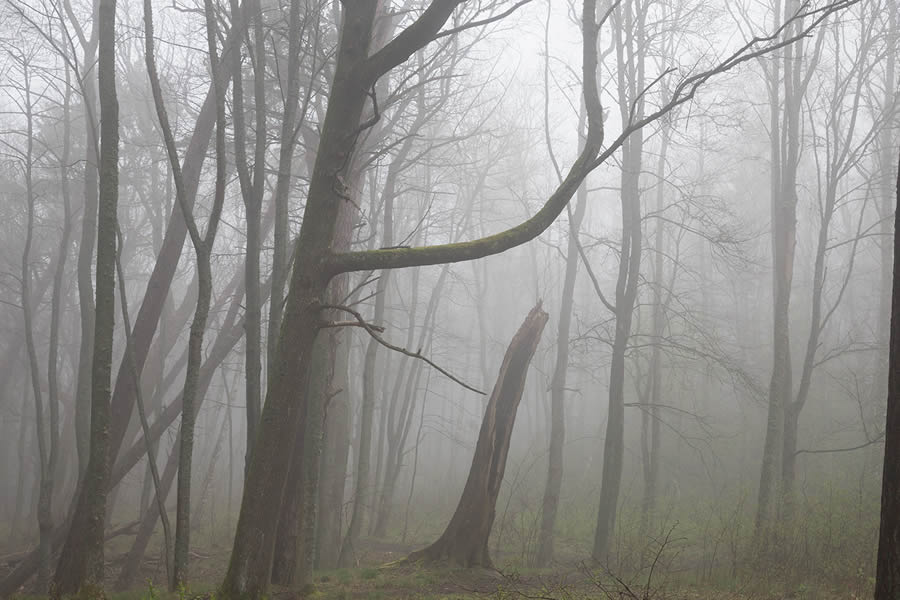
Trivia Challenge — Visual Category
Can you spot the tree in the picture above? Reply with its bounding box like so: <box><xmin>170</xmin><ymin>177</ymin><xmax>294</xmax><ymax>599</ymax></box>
<box><xmin>215</xmin><ymin>0</ymin><xmax>854</xmax><ymax>595</ymax></box>
<box><xmin>51</xmin><ymin>0</ymin><xmax>119</xmax><ymax>586</ymax></box>
<box><xmin>874</xmin><ymin>146</ymin><xmax>900</xmax><ymax>600</ymax></box>
<box><xmin>407</xmin><ymin>303</ymin><xmax>549</xmax><ymax>567</ymax></box>
<box><xmin>140</xmin><ymin>0</ymin><xmax>229</xmax><ymax>585</ymax></box>
<box><xmin>219</xmin><ymin>2</ymin><xmax>604</xmax><ymax>596</ymax></box>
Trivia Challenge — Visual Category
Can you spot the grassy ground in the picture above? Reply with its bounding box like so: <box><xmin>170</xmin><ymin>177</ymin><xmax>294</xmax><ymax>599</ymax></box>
<box><xmin>3</xmin><ymin>539</ymin><xmax>868</xmax><ymax>600</ymax></box>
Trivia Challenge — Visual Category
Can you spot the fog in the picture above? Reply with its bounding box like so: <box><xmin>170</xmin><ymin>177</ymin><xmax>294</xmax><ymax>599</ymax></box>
<box><xmin>0</xmin><ymin>0</ymin><xmax>897</xmax><ymax>598</ymax></box>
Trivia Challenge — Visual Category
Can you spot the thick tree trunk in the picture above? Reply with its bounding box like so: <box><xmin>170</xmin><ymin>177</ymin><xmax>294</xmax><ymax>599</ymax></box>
<box><xmin>271</xmin><ymin>332</ymin><xmax>330</xmax><ymax>586</ymax></box>
<box><xmin>408</xmin><ymin>304</ymin><xmax>548</xmax><ymax>568</ymax></box>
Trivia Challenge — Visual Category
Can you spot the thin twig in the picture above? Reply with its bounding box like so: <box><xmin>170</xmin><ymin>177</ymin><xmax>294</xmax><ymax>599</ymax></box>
<box><xmin>319</xmin><ymin>303</ymin><xmax>485</xmax><ymax>395</ymax></box>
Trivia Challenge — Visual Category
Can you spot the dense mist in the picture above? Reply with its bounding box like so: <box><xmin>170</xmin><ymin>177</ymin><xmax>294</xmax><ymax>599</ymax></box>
<box><xmin>0</xmin><ymin>0</ymin><xmax>898</xmax><ymax>598</ymax></box>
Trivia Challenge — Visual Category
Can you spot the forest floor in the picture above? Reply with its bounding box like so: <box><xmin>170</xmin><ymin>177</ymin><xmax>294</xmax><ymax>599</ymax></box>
<box><xmin>2</xmin><ymin>538</ymin><xmax>866</xmax><ymax>599</ymax></box>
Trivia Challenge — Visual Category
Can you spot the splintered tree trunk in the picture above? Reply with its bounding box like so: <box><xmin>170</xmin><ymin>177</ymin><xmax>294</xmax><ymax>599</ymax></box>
<box><xmin>408</xmin><ymin>304</ymin><xmax>548</xmax><ymax>568</ymax></box>
<box><xmin>874</xmin><ymin>147</ymin><xmax>900</xmax><ymax>600</ymax></box>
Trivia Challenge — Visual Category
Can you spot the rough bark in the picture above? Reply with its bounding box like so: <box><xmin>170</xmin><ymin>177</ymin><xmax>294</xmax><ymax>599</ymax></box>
<box><xmin>52</xmin><ymin>0</ymin><xmax>118</xmax><ymax>587</ymax></box>
<box><xmin>407</xmin><ymin>304</ymin><xmax>548</xmax><ymax>567</ymax></box>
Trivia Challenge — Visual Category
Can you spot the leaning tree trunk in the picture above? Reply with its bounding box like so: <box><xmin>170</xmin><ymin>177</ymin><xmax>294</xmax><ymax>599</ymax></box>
<box><xmin>874</xmin><ymin>145</ymin><xmax>900</xmax><ymax>600</ymax></box>
<box><xmin>408</xmin><ymin>304</ymin><xmax>548</xmax><ymax>568</ymax></box>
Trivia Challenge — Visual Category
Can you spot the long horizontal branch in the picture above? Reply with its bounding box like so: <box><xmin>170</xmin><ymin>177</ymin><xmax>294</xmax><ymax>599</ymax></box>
<box><xmin>325</xmin><ymin>144</ymin><xmax>596</xmax><ymax>275</ymax></box>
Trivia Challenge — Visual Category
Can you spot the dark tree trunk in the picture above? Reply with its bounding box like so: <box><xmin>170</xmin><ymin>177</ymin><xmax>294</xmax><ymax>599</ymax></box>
<box><xmin>52</xmin><ymin>0</ymin><xmax>119</xmax><ymax>588</ymax></box>
<box><xmin>874</xmin><ymin>147</ymin><xmax>900</xmax><ymax>600</ymax></box>
<box><xmin>408</xmin><ymin>304</ymin><xmax>548</xmax><ymax>568</ymax></box>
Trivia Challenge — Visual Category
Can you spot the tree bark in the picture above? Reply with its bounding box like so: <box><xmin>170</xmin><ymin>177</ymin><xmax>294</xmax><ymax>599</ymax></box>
<box><xmin>52</xmin><ymin>0</ymin><xmax>118</xmax><ymax>587</ymax></box>
<box><xmin>407</xmin><ymin>304</ymin><xmax>548</xmax><ymax>568</ymax></box>
<box><xmin>875</xmin><ymin>145</ymin><xmax>900</xmax><ymax>600</ymax></box>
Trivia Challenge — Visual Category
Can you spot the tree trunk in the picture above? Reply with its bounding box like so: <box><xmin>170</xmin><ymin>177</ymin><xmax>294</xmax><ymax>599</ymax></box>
<box><xmin>408</xmin><ymin>304</ymin><xmax>548</xmax><ymax>568</ymax></box>
<box><xmin>756</xmin><ymin>0</ymin><xmax>802</xmax><ymax>541</ymax></box>
<box><xmin>875</xmin><ymin>146</ymin><xmax>900</xmax><ymax>600</ymax></box>
<box><xmin>592</xmin><ymin>123</ymin><xmax>643</xmax><ymax>567</ymax></box>
<box><xmin>536</xmin><ymin>136</ymin><xmax>587</xmax><ymax>568</ymax></box>
<box><xmin>19</xmin><ymin>61</ymin><xmax>55</xmax><ymax>592</ymax></box>
<box><xmin>230</xmin><ymin>0</ymin><xmax>266</xmax><ymax>470</ymax></box>
<box><xmin>591</xmin><ymin>1</ymin><xmax>645</xmax><ymax>563</ymax></box>
<box><xmin>338</xmin><ymin>273</ymin><xmax>387</xmax><ymax>567</ymax></box>
<box><xmin>115</xmin><ymin>438</ymin><xmax>178</xmax><ymax>591</ymax></box>
<box><xmin>74</xmin><ymin>32</ymin><xmax>99</xmax><ymax>485</ymax></box>
<box><xmin>315</xmin><ymin>318</ymin><xmax>352</xmax><ymax>570</ymax></box>
<box><xmin>52</xmin><ymin>0</ymin><xmax>119</xmax><ymax>587</ymax></box>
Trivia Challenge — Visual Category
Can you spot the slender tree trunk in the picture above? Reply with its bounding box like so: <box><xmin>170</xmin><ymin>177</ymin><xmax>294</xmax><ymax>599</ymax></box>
<box><xmin>74</xmin><ymin>36</ymin><xmax>99</xmax><ymax>485</ymax></box>
<box><xmin>591</xmin><ymin>0</ymin><xmax>645</xmax><ymax>563</ymax></box>
<box><xmin>339</xmin><ymin>273</ymin><xmax>388</xmax><ymax>567</ymax></box>
<box><xmin>340</xmin><ymin>164</ymin><xmax>395</xmax><ymax>566</ymax></box>
<box><xmin>874</xmin><ymin>146</ymin><xmax>900</xmax><ymax>600</ymax></box>
<box><xmin>105</xmin><ymin>5</ymin><xmax>246</xmax><ymax>478</ymax></box>
<box><xmin>536</xmin><ymin>125</ymin><xmax>588</xmax><ymax>567</ymax></box>
<box><xmin>639</xmin><ymin>124</ymin><xmax>669</xmax><ymax>544</ymax></box>
<box><xmin>315</xmin><ymin>315</ymin><xmax>352</xmax><ymax>570</ymax></box>
<box><xmin>756</xmin><ymin>0</ymin><xmax>801</xmax><ymax>541</ymax></box>
<box><xmin>52</xmin><ymin>0</ymin><xmax>119</xmax><ymax>587</ymax></box>
<box><xmin>18</xmin><ymin>61</ymin><xmax>55</xmax><ymax>592</ymax></box>
<box><xmin>266</xmin><ymin>0</ymin><xmax>306</xmax><ymax>392</ymax></box>
<box><xmin>231</xmin><ymin>0</ymin><xmax>266</xmax><ymax>466</ymax></box>
<box><xmin>592</xmin><ymin>124</ymin><xmax>643</xmax><ymax>567</ymax></box>
<box><xmin>115</xmin><ymin>225</ymin><xmax>173</xmax><ymax>587</ymax></box>
<box><xmin>115</xmin><ymin>439</ymin><xmax>178</xmax><ymax>590</ymax></box>
<box><xmin>373</xmin><ymin>262</ymin><xmax>447</xmax><ymax>538</ymax></box>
